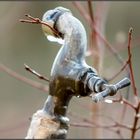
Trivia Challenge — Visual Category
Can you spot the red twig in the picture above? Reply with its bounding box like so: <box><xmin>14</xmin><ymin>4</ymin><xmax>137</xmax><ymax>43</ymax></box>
<box><xmin>108</xmin><ymin>28</ymin><xmax>138</xmax><ymax>137</ymax></box>
<box><xmin>0</xmin><ymin>63</ymin><xmax>48</xmax><ymax>93</ymax></box>
<box><xmin>69</xmin><ymin>111</ymin><xmax>132</xmax><ymax>131</ymax></box>
<box><xmin>69</xmin><ymin>122</ymin><xmax>124</xmax><ymax>139</ymax></box>
<box><xmin>72</xmin><ymin>2</ymin><xmax>125</xmax><ymax>65</ymax></box>
<box><xmin>111</xmin><ymin>96</ymin><xmax>136</xmax><ymax>110</ymax></box>
<box><xmin>108</xmin><ymin>57</ymin><xmax>130</xmax><ymax>81</ymax></box>
<box><xmin>70</xmin><ymin>120</ymin><xmax>130</xmax><ymax>139</ymax></box>
<box><xmin>127</xmin><ymin>28</ymin><xmax>138</xmax><ymax>97</ymax></box>
<box><xmin>87</xmin><ymin>0</ymin><xmax>94</xmax><ymax>22</ymax></box>
<box><xmin>86</xmin><ymin>1</ymin><xmax>106</xmax><ymax>138</ymax></box>
<box><xmin>17</xmin><ymin>6</ymin><xmax>139</xmax><ymax>139</ymax></box>
<box><xmin>87</xmin><ymin>0</ymin><xmax>101</xmax><ymax>71</ymax></box>
<box><xmin>131</xmin><ymin>102</ymin><xmax>140</xmax><ymax>139</ymax></box>
<box><xmin>20</xmin><ymin>14</ymin><xmax>60</xmax><ymax>38</ymax></box>
<box><xmin>92</xmin><ymin>2</ymin><xmax>109</xmax><ymax>72</ymax></box>
<box><xmin>24</xmin><ymin>64</ymin><xmax>50</xmax><ymax>82</ymax></box>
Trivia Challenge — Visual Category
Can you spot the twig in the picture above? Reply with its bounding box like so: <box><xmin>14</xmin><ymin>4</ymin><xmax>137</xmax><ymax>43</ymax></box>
<box><xmin>69</xmin><ymin>111</ymin><xmax>132</xmax><ymax>130</ymax></box>
<box><xmin>111</xmin><ymin>96</ymin><xmax>136</xmax><ymax>110</ymax></box>
<box><xmin>72</xmin><ymin>2</ymin><xmax>125</xmax><ymax>65</ymax></box>
<box><xmin>73</xmin><ymin>2</ymin><xmax>130</xmax><ymax>95</ymax></box>
<box><xmin>88</xmin><ymin>1</ymin><xmax>100</xmax><ymax>71</ymax></box>
<box><xmin>86</xmin><ymin>1</ymin><xmax>109</xmax><ymax>138</ymax></box>
<box><xmin>108</xmin><ymin>28</ymin><xmax>136</xmax><ymax>136</ymax></box>
<box><xmin>73</xmin><ymin>3</ymin><xmax>137</xmax><ymax>139</ymax></box>
<box><xmin>131</xmin><ymin>102</ymin><xmax>140</xmax><ymax>139</ymax></box>
<box><xmin>136</xmin><ymin>125</ymin><xmax>140</xmax><ymax>131</ymax></box>
<box><xmin>122</xmin><ymin>98</ymin><xmax>136</xmax><ymax>110</ymax></box>
<box><xmin>0</xmin><ymin>63</ymin><xmax>48</xmax><ymax>93</ymax></box>
<box><xmin>87</xmin><ymin>0</ymin><xmax>94</xmax><ymax>22</ymax></box>
<box><xmin>70</xmin><ymin>121</ymin><xmax>129</xmax><ymax>139</ymax></box>
<box><xmin>108</xmin><ymin>57</ymin><xmax>130</xmax><ymax>82</ymax></box>
<box><xmin>127</xmin><ymin>28</ymin><xmax>138</xmax><ymax>97</ymax></box>
<box><xmin>24</xmin><ymin>64</ymin><xmax>50</xmax><ymax>82</ymax></box>
<box><xmin>70</xmin><ymin>121</ymin><xmax>116</xmax><ymax>135</ymax></box>
<box><xmin>87</xmin><ymin>1</ymin><xmax>101</xmax><ymax>137</ymax></box>
<box><xmin>20</xmin><ymin>14</ymin><xmax>60</xmax><ymax>38</ymax></box>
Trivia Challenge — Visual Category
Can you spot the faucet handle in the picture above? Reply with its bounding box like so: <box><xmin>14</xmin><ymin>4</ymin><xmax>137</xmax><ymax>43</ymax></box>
<box><xmin>115</xmin><ymin>77</ymin><xmax>131</xmax><ymax>90</ymax></box>
<box><xmin>91</xmin><ymin>77</ymin><xmax>131</xmax><ymax>103</ymax></box>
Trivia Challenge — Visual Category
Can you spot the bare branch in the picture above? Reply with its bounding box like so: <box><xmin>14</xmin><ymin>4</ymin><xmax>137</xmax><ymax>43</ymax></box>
<box><xmin>72</xmin><ymin>2</ymin><xmax>131</xmax><ymax>100</ymax></box>
<box><xmin>131</xmin><ymin>102</ymin><xmax>140</xmax><ymax>139</ymax></box>
<box><xmin>87</xmin><ymin>0</ymin><xmax>94</xmax><ymax>22</ymax></box>
<box><xmin>108</xmin><ymin>57</ymin><xmax>130</xmax><ymax>82</ymax></box>
<box><xmin>0</xmin><ymin>63</ymin><xmax>48</xmax><ymax>93</ymax></box>
<box><xmin>127</xmin><ymin>28</ymin><xmax>138</xmax><ymax>97</ymax></box>
<box><xmin>24</xmin><ymin>64</ymin><xmax>50</xmax><ymax>82</ymax></box>
<box><xmin>20</xmin><ymin>14</ymin><xmax>60</xmax><ymax>38</ymax></box>
<box><xmin>72</xmin><ymin>2</ymin><xmax>125</xmax><ymax>65</ymax></box>
<box><xmin>70</xmin><ymin>121</ymin><xmax>127</xmax><ymax>139</ymax></box>
<box><xmin>69</xmin><ymin>111</ymin><xmax>132</xmax><ymax>130</ymax></box>
<box><xmin>111</xmin><ymin>96</ymin><xmax>136</xmax><ymax>110</ymax></box>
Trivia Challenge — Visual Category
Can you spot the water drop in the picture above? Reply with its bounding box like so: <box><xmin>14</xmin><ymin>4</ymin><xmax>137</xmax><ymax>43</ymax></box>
<box><xmin>77</xmin><ymin>95</ymin><xmax>81</xmax><ymax>98</ymax></box>
<box><xmin>120</xmin><ymin>101</ymin><xmax>124</xmax><ymax>104</ymax></box>
<box><xmin>104</xmin><ymin>99</ymin><xmax>113</xmax><ymax>104</ymax></box>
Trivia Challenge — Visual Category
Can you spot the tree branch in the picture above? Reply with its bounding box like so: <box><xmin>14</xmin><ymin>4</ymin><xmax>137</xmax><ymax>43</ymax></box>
<box><xmin>72</xmin><ymin>2</ymin><xmax>125</xmax><ymax>65</ymax></box>
<box><xmin>127</xmin><ymin>28</ymin><xmax>138</xmax><ymax>97</ymax></box>
<box><xmin>24</xmin><ymin>64</ymin><xmax>50</xmax><ymax>82</ymax></box>
<box><xmin>0</xmin><ymin>63</ymin><xmax>48</xmax><ymax>93</ymax></box>
<box><xmin>110</xmin><ymin>96</ymin><xmax>136</xmax><ymax>110</ymax></box>
<box><xmin>108</xmin><ymin>57</ymin><xmax>130</xmax><ymax>82</ymax></box>
<box><xmin>20</xmin><ymin>14</ymin><xmax>60</xmax><ymax>38</ymax></box>
<box><xmin>131</xmin><ymin>102</ymin><xmax>140</xmax><ymax>139</ymax></box>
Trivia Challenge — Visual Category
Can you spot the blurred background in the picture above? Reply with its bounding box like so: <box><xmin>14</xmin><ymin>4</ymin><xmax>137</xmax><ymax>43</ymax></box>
<box><xmin>0</xmin><ymin>1</ymin><xmax>140</xmax><ymax>139</ymax></box>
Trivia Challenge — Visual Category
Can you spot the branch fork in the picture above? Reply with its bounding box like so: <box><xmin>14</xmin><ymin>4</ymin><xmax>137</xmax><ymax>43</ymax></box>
<box><xmin>20</xmin><ymin>14</ymin><xmax>60</xmax><ymax>37</ymax></box>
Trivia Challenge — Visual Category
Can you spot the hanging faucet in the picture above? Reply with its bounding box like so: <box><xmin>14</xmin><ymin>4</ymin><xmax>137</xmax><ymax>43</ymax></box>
<box><xmin>25</xmin><ymin>7</ymin><xmax>131</xmax><ymax>139</ymax></box>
